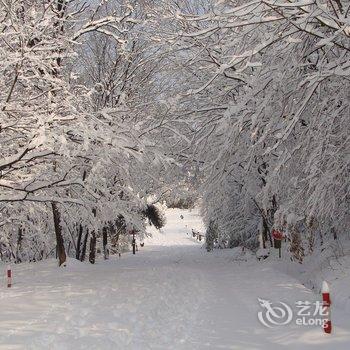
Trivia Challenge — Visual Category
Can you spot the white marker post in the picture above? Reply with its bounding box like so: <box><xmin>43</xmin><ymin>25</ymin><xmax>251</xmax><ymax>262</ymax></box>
<box><xmin>322</xmin><ymin>281</ymin><xmax>331</xmax><ymax>334</ymax></box>
<box><xmin>7</xmin><ymin>265</ymin><xmax>12</xmax><ymax>288</ymax></box>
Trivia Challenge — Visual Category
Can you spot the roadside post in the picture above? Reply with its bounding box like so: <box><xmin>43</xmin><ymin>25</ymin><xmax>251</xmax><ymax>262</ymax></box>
<box><xmin>322</xmin><ymin>281</ymin><xmax>332</xmax><ymax>334</ymax></box>
<box><xmin>7</xmin><ymin>265</ymin><xmax>12</xmax><ymax>288</ymax></box>
<box><xmin>272</xmin><ymin>230</ymin><xmax>283</xmax><ymax>258</ymax></box>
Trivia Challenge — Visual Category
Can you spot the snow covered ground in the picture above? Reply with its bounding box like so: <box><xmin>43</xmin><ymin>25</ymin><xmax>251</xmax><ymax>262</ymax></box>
<box><xmin>0</xmin><ymin>209</ymin><xmax>349</xmax><ymax>349</ymax></box>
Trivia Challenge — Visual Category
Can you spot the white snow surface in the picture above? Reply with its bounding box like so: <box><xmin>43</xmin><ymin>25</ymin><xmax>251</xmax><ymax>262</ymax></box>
<box><xmin>0</xmin><ymin>208</ymin><xmax>349</xmax><ymax>349</ymax></box>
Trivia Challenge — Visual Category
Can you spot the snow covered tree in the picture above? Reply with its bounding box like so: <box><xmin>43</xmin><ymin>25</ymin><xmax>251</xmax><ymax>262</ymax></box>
<box><xmin>170</xmin><ymin>0</ymin><xmax>350</xmax><ymax>257</ymax></box>
<box><xmin>0</xmin><ymin>0</ymin><xmax>188</xmax><ymax>264</ymax></box>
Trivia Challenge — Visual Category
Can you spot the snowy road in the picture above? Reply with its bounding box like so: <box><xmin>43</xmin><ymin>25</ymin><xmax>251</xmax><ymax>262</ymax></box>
<box><xmin>0</xmin><ymin>209</ymin><xmax>349</xmax><ymax>349</ymax></box>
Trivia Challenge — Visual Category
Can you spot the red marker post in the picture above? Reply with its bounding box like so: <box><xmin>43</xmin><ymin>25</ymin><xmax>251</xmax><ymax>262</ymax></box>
<box><xmin>322</xmin><ymin>281</ymin><xmax>332</xmax><ymax>334</ymax></box>
<box><xmin>7</xmin><ymin>265</ymin><xmax>12</xmax><ymax>288</ymax></box>
<box><xmin>272</xmin><ymin>229</ymin><xmax>284</xmax><ymax>258</ymax></box>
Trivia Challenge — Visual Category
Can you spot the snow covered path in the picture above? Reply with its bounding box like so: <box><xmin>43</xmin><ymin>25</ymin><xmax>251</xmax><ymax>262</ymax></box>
<box><xmin>0</xmin><ymin>209</ymin><xmax>349</xmax><ymax>349</ymax></box>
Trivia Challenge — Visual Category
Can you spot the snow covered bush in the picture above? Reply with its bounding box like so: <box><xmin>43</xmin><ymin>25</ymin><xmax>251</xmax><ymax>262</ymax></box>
<box><xmin>143</xmin><ymin>204</ymin><xmax>166</xmax><ymax>230</ymax></box>
<box><xmin>205</xmin><ymin>220</ymin><xmax>218</xmax><ymax>252</ymax></box>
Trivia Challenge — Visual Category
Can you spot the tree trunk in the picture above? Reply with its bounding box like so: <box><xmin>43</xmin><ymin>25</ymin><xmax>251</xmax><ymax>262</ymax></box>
<box><xmin>332</xmin><ymin>227</ymin><xmax>338</xmax><ymax>240</ymax></box>
<box><xmin>80</xmin><ymin>230</ymin><xmax>89</xmax><ymax>262</ymax></box>
<box><xmin>103</xmin><ymin>226</ymin><xmax>109</xmax><ymax>260</ymax></box>
<box><xmin>51</xmin><ymin>202</ymin><xmax>66</xmax><ymax>266</ymax></box>
<box><xmin>89</xmin><ymin>232</ymin><xmax>97</xmax><ymax>264</ymax></box>
<box><xmin>261</xmin><ymin>220</ymin><xmax>266</xmax><ymax>250</ymax></box>
<box><xmin>76</xmin><ymin>224</ymin><xmax>83</xmax><ymax>259</ymax></box>
<box><xmin>262</xmin><ymin>218</ymin><xmax>270</xmax><ymax>248</ymax></box>
<box><xmin>16</xmin><ymin>226</ymin><xmax>23</xmax><ymax>263</ymax></box>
